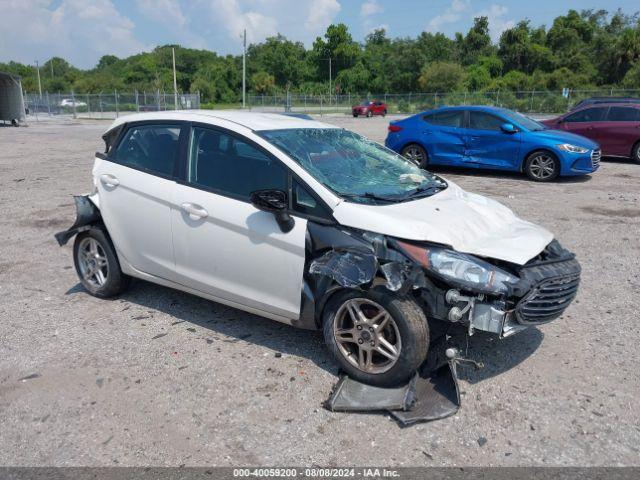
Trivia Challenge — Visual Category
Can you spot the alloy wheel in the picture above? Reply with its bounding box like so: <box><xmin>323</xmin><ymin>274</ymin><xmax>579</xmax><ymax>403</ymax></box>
<box><xmin>528</xmin><ymin>154</ymin><xmax>556</xmax><ymax>180</ymax></box>
<box><xmin>402</xmin><ymin>146</ymin><xmax>425</xmax><ymax>166</ymax></box>
<box><xmin>333</xmin><ymin>298</ymin><xmax>402</xmax><ymax>374</ymax></box>
<box><xmin>77</xmin><ymin>237</ymin><xmax>109</xmax><ymax>287</ymax></box>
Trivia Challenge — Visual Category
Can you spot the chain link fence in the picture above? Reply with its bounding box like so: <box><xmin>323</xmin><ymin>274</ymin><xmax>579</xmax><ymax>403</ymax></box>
<box><xmin>23</xmin><ymin>91</ymin><xmax>201</xmax><ymax>120</ymax></box>
<box><xmin>246</xmin><ymin>89</ymin><xmax>640</xmax><ymax>115</ymax></box>
<box><xmin>22</xmin><ymin>88</ymin><xmax>640</xmax><ymax>119</ymax></box>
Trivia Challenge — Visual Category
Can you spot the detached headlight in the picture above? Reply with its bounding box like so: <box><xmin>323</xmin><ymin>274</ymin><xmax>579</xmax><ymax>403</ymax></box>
<box><xmin>557</xmin><ymin>143</ymin><xmax>589</xmax><ymax>154</ymax></box>
<box><xmin>397</xmin><ymin>242</ymin><xmax>518</xmax><ymax>294</ymax></box>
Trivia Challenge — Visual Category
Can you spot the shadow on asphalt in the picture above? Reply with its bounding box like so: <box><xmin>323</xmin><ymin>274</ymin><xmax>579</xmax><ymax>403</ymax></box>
<box><xmin>427</xmin><ymin>165</ymin><xmax>593</xmax><ymax>184</ymax></box>
<box><xmin>66</xmin><ymin>279</ymin><xmax>544</xmax><ymax>383</ymax></box>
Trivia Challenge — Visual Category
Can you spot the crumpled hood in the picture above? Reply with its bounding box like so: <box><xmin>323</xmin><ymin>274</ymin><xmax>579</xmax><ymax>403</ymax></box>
<box><xmin>532</xmin><ymin>129</ymin><xmax>599</xmax><ymax>149</ymax></box>
<box><xmin>332</xmin><ymin>181</ymin><xmax>554</xmax><ymax>265</ymax></box>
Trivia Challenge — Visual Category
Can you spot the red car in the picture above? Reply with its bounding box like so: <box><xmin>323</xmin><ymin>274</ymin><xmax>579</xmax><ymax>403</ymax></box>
<box><xmin>352</xmin><ymin>100</ymin><xmax>387</xmax><ymax>117</ymax></box>
<box><xmin>542</xmin><ymin>103</ymin><xmax>640</xmax><ymax>162</ymax></box>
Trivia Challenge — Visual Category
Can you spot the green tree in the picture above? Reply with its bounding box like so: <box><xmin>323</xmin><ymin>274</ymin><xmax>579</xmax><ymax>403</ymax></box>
<box><xmin>250</xmin><ymin>71</ymin><xmax>275</xmax><ymax>94</ymax></box>
<box><xmin>418</xmin><ymin>62</ymin><xmax>465</xmax><ymax>92</ymax></box>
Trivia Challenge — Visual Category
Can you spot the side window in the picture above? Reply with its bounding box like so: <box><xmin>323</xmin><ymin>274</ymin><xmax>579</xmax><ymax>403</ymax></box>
<box><xmin>564</xmin><ymin>107</ymin><xmax>607</xmax><ymax>123</ymax></box>
<box><xmin>189</xmin><ymin>127</ymin><xmax>287</xmax><ymax>199</ymax></box>
<box><xmin>423</xmin><ymin>110</ymin><xmax>464</xmax><ymax>127</ymax></box>
<box><xmin>468</xmin><ymin>111</ymin><xmax>504</xmax><ymax>131</ymax></box>
<box><xmin>292</xmin><ymin>179</ymin><xmax>331</xmax><ymax>218</ymax></box>
<box><xmin>607</xmin><ymin>107</ymin><xmax>640</xmax><ymax>121</ymax></box>
<box><xmin>113</xmin><ymin>124</ymin><xmax>180</xmax><ymax>177</ymax></box>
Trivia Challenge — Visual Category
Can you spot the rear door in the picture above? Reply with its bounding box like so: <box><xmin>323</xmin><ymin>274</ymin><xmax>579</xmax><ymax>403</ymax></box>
<box><xmin>601</xmin><ymin>106</ymin><xmax>640</xmax><ymax>156</ymax></box>
<box><xmin>171</xmin><ymin>125</ymin><xmax>308</xmax><ymax>320</ymax></box>
<box><xmin>464</xmin><ymin>111</ymin><xmax>521</xmax><ymax>168</ymax></box>
<box><xmin>95</xmin><ymin>122</ymin><xmax>187</xmax><ymax>279</ymax></box>
<box><xmin>560</xmin><ymin>107</ymin><xmax>608</xmax><ymax>146</ymax></box>
<box><xmin>421</xmin><ymin>109</ymin><xmax>466</xmax><ymax>165</ymax></box>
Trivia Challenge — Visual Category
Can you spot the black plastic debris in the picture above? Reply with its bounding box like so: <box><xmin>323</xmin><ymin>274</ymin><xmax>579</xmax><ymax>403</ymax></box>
<box><xmin>325</xmin><ymin>374</ymin><xmax>417</xmax><ymax>412</ymax></box>
<box><xmin>325</xmin><ymin>351</ymin><xmax>462</xmax><ymax>427</ymax></box>
<box><xmin>389</xmin><ymin>362</ymin><xmax>460</xmax><ymax>426</ymax></box>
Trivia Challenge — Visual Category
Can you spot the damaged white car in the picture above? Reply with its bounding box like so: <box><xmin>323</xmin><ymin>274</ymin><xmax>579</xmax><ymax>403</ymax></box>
<box><xmin>56</xmin><ymin>111</ymin><xmax>580</xmax><ymax>387</ymax></box>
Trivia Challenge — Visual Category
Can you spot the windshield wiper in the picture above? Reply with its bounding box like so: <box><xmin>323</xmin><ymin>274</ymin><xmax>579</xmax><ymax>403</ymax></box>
<box><xmin>398</xmin><ymin>184</ymin><xmax>446</xmax><ymax>201</ymax></box>
<box><xmin>340</xmin><ymin>192</ymin><xmax>400</xmax><ymax>204</ymax></box>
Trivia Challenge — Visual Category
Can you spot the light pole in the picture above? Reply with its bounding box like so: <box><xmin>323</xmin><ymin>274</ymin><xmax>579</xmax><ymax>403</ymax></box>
<box><xmin>172</xmin><ymin>47</ymin><xmax>178</xmax><ymax>110</ymax></box>
<box><xmin>328</xmin><ymin>56</ymin><xmax>332</xmax><ymax>107</ymax></box>
<box><xmin>35</xmin><ymin>60</ymin><xmax>42</xmax><ymax>97</ymax></box>
<box><xmin>242</xmin><ymin>29</ymin><xmax>246</xmax><ymax>109</ymax></box>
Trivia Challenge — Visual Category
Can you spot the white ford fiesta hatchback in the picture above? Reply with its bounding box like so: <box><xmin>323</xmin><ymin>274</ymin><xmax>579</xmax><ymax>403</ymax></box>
<box><xmin>56</xmin><ymin>111</ymin><xmax>581</xmax><ymax>386</ymax></box>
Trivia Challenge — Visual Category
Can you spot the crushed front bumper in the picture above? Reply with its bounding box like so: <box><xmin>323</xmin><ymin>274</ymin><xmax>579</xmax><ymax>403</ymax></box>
<box><xmin>446</xmin><ymin>254</ymin><xmax>581</xmax><ymax>338</ymax></box>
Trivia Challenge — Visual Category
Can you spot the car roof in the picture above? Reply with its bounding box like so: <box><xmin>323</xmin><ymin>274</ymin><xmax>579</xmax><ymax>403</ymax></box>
<box><xmin>572</xmin><ymin>102</ymin><xmax>640</xmax><ymax>109</ymax></box>
<box><xmin>106</xmin><ymin>110</ymin><xmax>337</xmax><ymax>132</ymax></box>
<box><xmin>427</xmin><ymin>105</ymin><xmax>506</xmax><ymax>113</ymax></box>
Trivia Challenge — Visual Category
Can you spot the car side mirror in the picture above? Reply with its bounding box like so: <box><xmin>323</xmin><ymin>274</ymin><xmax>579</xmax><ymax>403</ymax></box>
<box><xmin>500</xmin><ymin>123</ymin><xmax>518</xmax><ymax>134</ymax></box>
<box><xmin>250</xmin><ymin>189</ymin><xmax>295</xmax><ymax>233</ymax></box>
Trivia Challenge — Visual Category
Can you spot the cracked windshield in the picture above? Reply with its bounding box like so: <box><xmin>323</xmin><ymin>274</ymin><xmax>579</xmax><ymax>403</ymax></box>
<box><xmin>259</xmin><ymin>128</ymin><xmax>447</xmax><ymax>204</ymax></box>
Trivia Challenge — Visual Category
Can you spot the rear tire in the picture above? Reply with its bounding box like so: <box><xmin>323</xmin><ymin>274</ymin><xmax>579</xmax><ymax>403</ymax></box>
<box><xmin>73</xmin><ymin>228</ymin><xmax>130</xmax><ymax>298</ymax></box>
<box><xmin>323</xmin><ymin>289</ymin><xmax>429</xmax><ymax>387</ymax></box>
<box><xmin>382</xmin><ymin>109</ymin><xmax>387</xmax><ymax>117</ymax></box>
<box><xmin>632</xmin><ymin>141</ymin><xmax>640</xmax><ymax>163</ymax></box>
<box><xmin>353</xmin><ymin>113</ymin><xmax>358</xmax><ymax>118</ymax></box>
<box><xmin>525</xmin><ymin>150</ymin><xmax>560</xmax><ymax>182</ymax></box>
<box><xmin>401</xmin><ymin>144</ymin><xmax>428</xmax><ymax>168</ymax></box>
<box><xmin>366</xmin><ymin>110</ymin><xmax>372</xmax><ymax>118</ymax></box>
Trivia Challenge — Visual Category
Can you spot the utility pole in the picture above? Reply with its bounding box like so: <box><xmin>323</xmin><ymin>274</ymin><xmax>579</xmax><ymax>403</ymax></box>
<box><xmin>35</xmin><ymin>60</ymin><xmax>42</xmax><ymax>97</ymax></box>
<box><xmin>172</xmin><ymin>47</ymin><xmax>178</xmax><ymax>110</ymax></box>
<box><xmin>242</xmin><ymin>29</ymin><xmax>246</xmax><ymax>108</ymax></box>
<box><xmin>50</xmin><ymin>59</ymin><xmax>54</xmax><ymax>78</ymax></box>
<box><xmin>328</xmin><ymin>56</ymin><xmax>332</xmax><ymax>105</ymax></box>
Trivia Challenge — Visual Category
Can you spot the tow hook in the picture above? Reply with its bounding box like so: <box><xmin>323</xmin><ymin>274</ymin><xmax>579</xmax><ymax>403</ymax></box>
<box><xmin>445</xmin><ymin>347</ymin><xmax>484</xmax><ymax>370</ymax></box>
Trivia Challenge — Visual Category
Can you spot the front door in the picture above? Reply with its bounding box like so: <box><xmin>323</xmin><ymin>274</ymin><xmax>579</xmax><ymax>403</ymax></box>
<box><xmin>95</xmin><ymin>122</ymin><xmax>186</xmax><ymax>279</ymax></box>
<box><xmin>171</xmin><ymin>126</ymin><xmax>307</xmax><ymax>320</ymax></box>
<box><xmin>464</xmin><ymin>110</ymin><xmax>521</xmax><ymax>168</ymax></box>
<box><xmin>560</xmin><ymin>106</ymin><xmax>609</xmax><ymax>146</ymax></box>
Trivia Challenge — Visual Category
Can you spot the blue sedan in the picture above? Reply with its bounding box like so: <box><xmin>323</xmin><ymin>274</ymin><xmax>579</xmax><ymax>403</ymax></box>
<box><xmin>385</xmin><ymin>106</ymin><xmax>600</xmax><ymax>181</ymax></box>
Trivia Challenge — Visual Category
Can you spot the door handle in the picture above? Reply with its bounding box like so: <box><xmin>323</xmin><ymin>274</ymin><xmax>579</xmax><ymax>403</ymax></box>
<box><xmin>99</xmin><ymin>174</ymin><xmax>119</xmax><ymax>187</ymax></box>
<box><xmin>181</xmin><ymin>202</ymin><xmax>208</xmax><ymax>219</ymax></box>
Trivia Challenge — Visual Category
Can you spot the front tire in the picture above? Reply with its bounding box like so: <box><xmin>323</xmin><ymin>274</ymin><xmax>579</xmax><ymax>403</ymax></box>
<box><xmin>352</xmin><ymin>113</ymin><xmax>358</xmax><ymax>118</ymax></box>
<box><xmin>323</xmin><ymin>289</ymin><xmax>429</xmax><ymax>387</ymax></box>
<box><xmin>632</xmin><ymin>141</ymin><xmax>640</xmax><ymax>163</ymax></box>
<box><xmin>382</xmin><ymin>109</ymin><xmax>387</xmax><ymax>117</ymax></box>
<box><xmin>525</xmin><ymin>150</ymin><xmax>560</xmax><ymax>181</ymax></box>
<box><xmin>73</xmin><ymin>228</ymin><xmax>130</xmax><ymax>298</ymax></box>
<box><xmin>401</xmin><ymin>144</ymin><xmax>428</xmax><ymax>168</ymax></box>
<box><xmin>366</xmin><ymin>110</ymin><xmax>372</xmax><ymax>118</ymax></box>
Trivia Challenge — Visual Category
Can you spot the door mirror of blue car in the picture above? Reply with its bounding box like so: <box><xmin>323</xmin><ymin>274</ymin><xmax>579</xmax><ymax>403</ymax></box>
<box><xmin>500</xmin><ymin>123</ymin><xmax>518</xmax><ymax>134</ymax></box>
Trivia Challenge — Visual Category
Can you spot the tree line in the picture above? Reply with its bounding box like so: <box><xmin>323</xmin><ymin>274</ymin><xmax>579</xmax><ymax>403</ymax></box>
<box><xmin>2</xmin><ymin>9</ymin><xmax>639</xmax><ymax>104</ymax></box>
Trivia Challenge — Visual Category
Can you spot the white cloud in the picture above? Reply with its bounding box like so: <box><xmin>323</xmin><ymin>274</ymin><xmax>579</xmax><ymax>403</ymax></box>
<box><xmin>360</xmin><ymin>1</ymin><xmax>382</xmax><ymax>18</ymax></box>
<box><xmin>0</xmin><ymin>0</ymin><xmax>147</xmax><ymax>68</ymax></box>
<box><xmin>136</xmin><ymin>0</ymin><xmax>187</xmax><ymax>28</ymax></box>
<box><xmin>305</xmin><ymin>0</ymin><xmax>341</xmax><ymax>34</ymax></box>
<box><xmin>426</xmin><ymin>0</ymin><xmax>470</xmax><ymax>32</ymax></box>
<box><xmin>202</xmin><ymin>0</ymin><xmax>278</xmax><ymax>44</ymax></box>
<box><xmin>476</xmin><ymin>4</ymin><xmax>515</xmax><ymax>41</ymax></box>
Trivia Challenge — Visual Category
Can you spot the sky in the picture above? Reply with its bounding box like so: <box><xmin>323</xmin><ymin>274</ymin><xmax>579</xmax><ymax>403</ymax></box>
<box><xmin>0</xmin><ymin>0</ymin><xmax>638</xmax><ymax>69</ymax></box>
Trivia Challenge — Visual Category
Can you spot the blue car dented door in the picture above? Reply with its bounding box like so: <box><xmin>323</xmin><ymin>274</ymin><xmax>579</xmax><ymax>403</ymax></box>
<box><xmin>464</xmin><ymin>110</ymin><xmax>521</xmax><ymax>169</ymax></box>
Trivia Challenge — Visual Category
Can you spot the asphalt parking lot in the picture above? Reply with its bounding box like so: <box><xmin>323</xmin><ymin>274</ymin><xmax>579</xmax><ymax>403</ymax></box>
<box><xmin>0</xmin><ymin>114</ymin><xmax>639</xmax><ymax>466</ymax></box>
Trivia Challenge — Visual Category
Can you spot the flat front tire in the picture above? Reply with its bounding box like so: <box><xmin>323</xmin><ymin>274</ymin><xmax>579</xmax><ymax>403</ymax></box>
<box><xmin>525</xmin><ymin>150</ymin><xmax>560</xmax><ymax>181</ymax></box>
<box><xmin>73</xmin><ymin>228</ymin><xmax>130</xmax><ymax>298</ymax></box>
<box><xmin>323</xmin><ymin>289</ymin><xmax>429</xmax><ymax>387</ymax></box>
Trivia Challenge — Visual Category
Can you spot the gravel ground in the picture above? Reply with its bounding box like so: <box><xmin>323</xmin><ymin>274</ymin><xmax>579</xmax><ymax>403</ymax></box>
<box><xmin>0</xmin><ymin>114</ymin><xmax>639</xmax><ymax>467</ymax></box>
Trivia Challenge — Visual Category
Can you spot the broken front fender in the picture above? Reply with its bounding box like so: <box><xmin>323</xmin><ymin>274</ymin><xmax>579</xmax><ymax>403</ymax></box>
<box><xmin>54</xmin><ymin>195</ymin><xmax>101</xmax><ymax>246</ymax></box>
